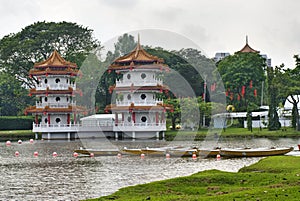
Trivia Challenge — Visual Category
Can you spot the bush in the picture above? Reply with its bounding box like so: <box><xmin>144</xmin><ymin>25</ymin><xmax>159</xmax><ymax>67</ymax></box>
<box><xmin>0</xmin><ymin>116</ymin><xmax>34</xmax><ymax>130</ymax></box>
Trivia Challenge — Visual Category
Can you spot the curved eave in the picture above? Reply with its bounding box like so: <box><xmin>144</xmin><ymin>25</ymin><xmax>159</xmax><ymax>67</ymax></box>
<box><xmin>29</xmin><ymin>69</ymin><xmax>82</xmax><ymax>77</ymax></box>
<box><xmin>108</xmin><ymin>63</ymin><xmax>170</xmax><ymax>72</ymax></box>
<box><xmin>25</xmin><ymin>106</ymin><xmax>86</xmax><ymax>114</ymax></box>
<box><xmin>238</xmin><ymin>44</ymin><xmax>260</xmax><ymax>53</ymax></box>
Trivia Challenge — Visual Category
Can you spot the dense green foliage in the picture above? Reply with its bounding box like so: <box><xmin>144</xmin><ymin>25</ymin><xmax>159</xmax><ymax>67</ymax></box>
<box><xmin>0</xmin><ymin>116</ymin><xmax>34</xmax><ymax>130</ymax></box>
<box><xmin>0</xmin><ymin>21</ymin><xmax>100</xmax><ymax>88</ymax></box>
<box><xmin>89</xmin><ymin>156</ymin><xmax>300</xmax><ymax>201</ymax></box>
<box><xmin>217</xmin><ymin>52</ymin><xmax>266</xmax><ymax>112</ymax></box>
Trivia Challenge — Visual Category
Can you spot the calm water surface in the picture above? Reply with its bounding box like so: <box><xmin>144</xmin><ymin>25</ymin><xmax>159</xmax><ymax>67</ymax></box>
<box><xmin>0</xmin><ymin>138</ymin><xmax>299</xmax><ymax>200</ymax></box>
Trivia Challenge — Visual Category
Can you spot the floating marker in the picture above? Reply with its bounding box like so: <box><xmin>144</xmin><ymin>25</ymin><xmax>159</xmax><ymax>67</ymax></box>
<box><xmin>29</xmin><ymin>139</ymin><xmax>34</xmax><ymax>144</ymax></box>
<box><xmin>15</xmin><ymin>151</ymin><xmax>20</xmax><ymax>157</ymax></box>
<box><xmin>166</xmin><ymin>153</ymin><xmax>170</xmax><ymax>159</ymax></box>
<box><xmin>117</xmin><ymin>153</ymin><xmax>122</xmax><ymax>158</ymax></box>
<box><xmin>73</xmin><ymin>152</ymin><xmax>78</xmax><ymax>158</ymax></box>
<box><xmin>6</xmin><ymin>141</ymin><xmax>11</xmax><ymax>146</ymax></box>
<box><xmin>52</xmin><ymin>152</ymin><xmax>58</xmax><ymax>157</ymax></box>
<box><xmin>18</xmin><ymin>140</ymin><xmax>22</xmax><ymax>144</ymax></box>
<box><xmin>216</xmin><ymin>154</ymin><xmax>221</xmax><ymax>161</ymax></box>
<box><xmin>90</xmin><ymin>153</ymin><xmax>94</xmax><ymax>157</ymax></box>
<box><xmin>33</xmin><ymin>151</ymin><xmax>39</xmax><ymax>157</ymax></box>
<box><xmin>192</xmin><ymin>153</ymin><xmax>197</xmax><ymax>159</ymax></box>
<box><xmin>140</xmin><ymin>153</ymin><xmax>145</xmax><ymax>159</ymax></box>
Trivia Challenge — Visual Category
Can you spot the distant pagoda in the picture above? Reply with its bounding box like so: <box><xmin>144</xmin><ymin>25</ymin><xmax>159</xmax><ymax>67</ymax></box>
<box><xmin>25</xmin><ymin>50</ymin><xmax>85</xmax><ymax>140</ymax></box>
<box><xmin>105</xmin><ymin>37</ymin><xmax>172</xmax><ymax>139</ymax></box>
<box><xmin>238</xmin><ymin>36</ymin><xmax>260</xmax><ymax>53</ymax></box>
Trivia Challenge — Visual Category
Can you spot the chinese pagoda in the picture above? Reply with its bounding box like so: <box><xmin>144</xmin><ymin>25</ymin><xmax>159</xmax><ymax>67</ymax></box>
<box><xmin>105</xmin><ymin>37</ymin><xmax>172</xmax><ymax>139</ymax></box>
<box><xmin>25</xmin><ymin>50</ymin><xmax>85</xmax><ymax>140</ymax></box>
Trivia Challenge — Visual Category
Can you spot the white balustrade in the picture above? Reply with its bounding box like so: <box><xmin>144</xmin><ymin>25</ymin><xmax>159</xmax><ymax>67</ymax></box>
<box><xmin>32</xmin><ymin>123</ymin><xmax>80</xmax><ymax>132</ymax></box>
<box><xmin>36</xmin><ymin>101</ymin><xmax>76</xmax><ymax>108</ymax></box>
<box><xmin>36</xmin><ymin>83</ymin><xmax>76</xmax><ymax>90</ymax></box>
<box><xmin>116</xmin><ymin>100</ymin><xmax>163</xmax><ymax>106</ymax></box>
<box><xmin>116</xmin><ymin>79</ymin><xmax>162</xmax><ymax>87</ymax></box>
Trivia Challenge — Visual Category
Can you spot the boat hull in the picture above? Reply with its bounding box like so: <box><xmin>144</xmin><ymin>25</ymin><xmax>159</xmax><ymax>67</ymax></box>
<box><xmin>220</xmin><ymin>147</ymin><xmax>294</xmax><ymax>157</ymax></box>
<box><xmin>74</xmin><ymin>149</ymin><xmax>120</xmax><ymax>156</ymax></box>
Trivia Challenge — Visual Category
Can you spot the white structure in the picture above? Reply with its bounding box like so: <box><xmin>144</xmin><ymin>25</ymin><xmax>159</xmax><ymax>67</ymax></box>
<box><xmin>25</xmin><ymin>50</ymin><xmax>85</xmax><ymax>140</ymax></box>
<box><xmin>105</xmin><ymin>38</ymin><xmax>172</xmax><ymax>139</ymax></box>
<box><xmin>213</xmin><ymin>52</ymin><xmax>230</xmax><ymax>62</ymax></box>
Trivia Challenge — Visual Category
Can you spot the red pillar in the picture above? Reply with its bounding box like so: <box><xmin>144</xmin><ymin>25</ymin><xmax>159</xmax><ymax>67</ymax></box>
<box><xmin>67</xmin><ymin>114</ymin><xmax>70</xmax><ymax>125</ymax></box>
<box><xmin>155</xmin><ymin>112</ymin><xmax>159</xmax><ymax>125</ymax></box>
<box><xmin>132</xmin><ymin>112</ymin><xmax>136</xmax><ymax>124</ymax></box>
<box><xmin>74</xmin><ymin>113</ymin><xmax>76</xmax><ymax>124</ymax></box>
<box><xmin>48</xmin><ymin>114</ymin><xmax>51</xmax><ymax>125</ymax></box>
<box><xmin>122</xmin><ymin>113</ymin><xmax>124</xmax><ymax>122</ymax></box>
<box><xmin>161</xmin><ymin>112</ymin><xmax>165</xmax><ymax>123</ymax></box>
<box><xmin>35</xmin><ymin>115</ymin><xmax>38</xmax><ymax>124</ymax></box>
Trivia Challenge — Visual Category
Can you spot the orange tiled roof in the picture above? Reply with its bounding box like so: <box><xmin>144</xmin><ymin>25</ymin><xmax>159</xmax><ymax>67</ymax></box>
<box><xmin>34</xmin><ymin>50</ymin><xmax>77</xmax><ymax>68</ymax></box>
<box><xmin>25</xmin><ymin>105</ymin><xmax>86</xmax><ymax>114</ymax></box>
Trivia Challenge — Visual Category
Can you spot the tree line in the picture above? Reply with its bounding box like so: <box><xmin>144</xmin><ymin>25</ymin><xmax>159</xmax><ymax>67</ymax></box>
<box><xmin>0</xmin><ymin>21</ymin><xmax>299</xmax><ymax>131</ymax></box>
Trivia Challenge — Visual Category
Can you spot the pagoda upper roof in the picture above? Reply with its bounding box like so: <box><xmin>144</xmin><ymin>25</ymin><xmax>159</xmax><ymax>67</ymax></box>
<box><xmin>34</xmin><ymin>50</ymin><xmax>77</xmax><ymax>68</ymax></box>
<box><xmin>110</xmin><ymin>36</ymin><xmax>164</xmax><ymax>68</ymax></box>
<box><xmin>238</xmin><ymin>36</ymin><xmax>259</xmax><ymax>53</ymax></box>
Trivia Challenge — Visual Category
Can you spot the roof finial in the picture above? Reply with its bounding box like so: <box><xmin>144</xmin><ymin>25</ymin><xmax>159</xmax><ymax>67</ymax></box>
<box><xmin>246</xmin><ymin>35</ymin><xmax>248</xmax><ymax>44</ymax></box>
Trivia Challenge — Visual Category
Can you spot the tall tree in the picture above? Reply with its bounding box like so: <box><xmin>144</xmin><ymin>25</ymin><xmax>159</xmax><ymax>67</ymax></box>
<box><xmin>217</xmin><ymin>52</ymin><xmax>266</xmax><ymax>112</ymax></box>
<box><xmin>0</xmin><ymin>21</ymin><xmax>100</xmax><ymax>88</ymax></box>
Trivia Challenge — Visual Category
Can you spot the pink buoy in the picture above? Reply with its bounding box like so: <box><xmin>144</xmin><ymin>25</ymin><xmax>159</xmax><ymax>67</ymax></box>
<box><xmin>15</xmin><ymin>151</ymin><xmax>20</xmax><ymax>157</ymax></box>
<box><xmin>33</xmin><ymin>151</ymin><xmax>38</xmax><ymax>157</ymax></box>
<box><xmin>18</xmin><ymin>140</ymin><xmax>22</xmax><ymax>144</ymax></box>
<box><xmin>90</xmin><ymin>153</ymin><xmax>95</xmax><ymax>158</ymax></box>
<box><xmin>192</xmin><ymin>153</ymin><xmax>197</xmax><ymax>159</ymax></box>
<box><xmin>73</xmin><ymin>152</ymin><xmax>78</xmax><ymax>158</ymax></box>
<box><xmin>6</xmin><ymin>141</ymin><xmax>11</xmax><ymax>146</ymax></box>
<box><xmin>117</xmin><ymin>153</ymin><xmax>122</xmax><ymax>158</ymax></box>
<box><xmin>166</xmin><ymin>153</ymin><xmax>170</xmax><ymax>159</ymax></box>
<box><xmin>52</xmin><ymin>152</ymin><xmax>58</xmax><ymax>157</ymax></box>
<box><xmin>216</xmin><ymin>154</ymin><xmax>221</xmax><ymax>161</ymax></box>
<box><xmin>29</xmin><ymin>139</ymin><xmax>34</xmax><ymax>144</ymax></box>
<box><xmin>140</xmin><ymin>153</ymin><xmax>145</xmax><ymax>159</ymax></box>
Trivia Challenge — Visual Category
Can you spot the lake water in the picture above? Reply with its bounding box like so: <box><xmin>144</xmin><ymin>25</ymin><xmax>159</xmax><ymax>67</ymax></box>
<box><xmin>0</xmin><ymin>137</ymin><xmax>299</xmax><ymax>200</ymax></box>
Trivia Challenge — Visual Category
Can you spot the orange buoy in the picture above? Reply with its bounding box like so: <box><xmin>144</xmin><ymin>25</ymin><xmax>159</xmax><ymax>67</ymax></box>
<box><xmin>90</xmin><ymin>153</ymin><xmax>95</xmax><ymax>157</ymax></box>
<box><xmin>29</xmin><ymin>139</ymin><xmax>34</xmax><ymax>144</ymax></box>
<box><xmin>15</xmin><ymin>151</ymin><xmax>20</xmax><ymax>157</ymax></box>
<box><xmin>73</xmin><ymin>152</ymin><xmax>79</xmax><ymax>158</ymax></box>
<box><xmin>6</xmin><ymin>141</ymin><xmax>11</xmax><ymax>146</ymax></box>
<box><xmin>216</xmin><ymin>154</ymin><xmax>221</xmax><ymax>160</ymax></box>
<box><xmin>117</xmin><ymin>153</ymin><xmax>122</xmax><ymax>158</ymax></box>
<box><xmin>33</xmin><ymin>151</ymin><xmax>39</xmax><ymax>157</ymax></box>
<box><xmin>141</xmin><ymin>153</ymin><xmax>145</xmax><ymax>159</ymax></box>
<box><xmin>166</xmin><ymin>153</ymin><xmax>171</xmax><ymax>159</ymax></box>
<box><xmin>192</xmin><ymin>153</ymin><xmax>197</xmax><ymax>159</ymax></box>
<box><xmin>52</xmin><ymin>152</ymin><xmax>58</xmax><ymax>157</ymax></box>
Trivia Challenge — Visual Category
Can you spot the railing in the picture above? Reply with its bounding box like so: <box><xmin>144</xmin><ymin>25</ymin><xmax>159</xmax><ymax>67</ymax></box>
<box><xmin>117</xmin><ymin>122</ymin><xmax>166</xmax><ymax>127</ymax></box>
<box><xmin>32</xmin><ymin>123</ymin><xmax>80</xmax><ymax>132</ymax></box>
<box><xmin>116</xmin><ymin>79</ymin><xmax>162</xmax><ymax>87</ymax></box>
<box><xmin>36</xmin><ymin>101</ymin><xmax>76</xmax><ymax>108</ymax></box>
<box><xmin>116</xmin><ymin>100</ymin><xmax>163</xmax><ymax>106</ymax></box>
<box><xmin>36</xmin><ymin>83</ymin><xmax>76</xmax><ymax>90</ymax></box>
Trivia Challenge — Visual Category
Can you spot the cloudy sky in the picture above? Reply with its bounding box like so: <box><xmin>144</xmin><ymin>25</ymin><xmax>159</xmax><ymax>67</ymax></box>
<box><xmin>1</xmin><ymin>0</ymin><xmax>299</xmax><ymax>68</ymax></box>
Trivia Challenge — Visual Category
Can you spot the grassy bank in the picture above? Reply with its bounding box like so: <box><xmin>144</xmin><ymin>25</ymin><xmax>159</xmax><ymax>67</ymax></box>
<box><xmin>165</xmin><ymin>127</ymin><xmax>300</xmax><ymax>141</ymax></box>
<box><xmin>89</xmin><ymin>156</ymin><xmax>300</xmax><ymax>201</ymax></box>
<box><xmin>0</xmin><ymin>130</ymin><xmax>35</xmax><ymax>141</ymax></box>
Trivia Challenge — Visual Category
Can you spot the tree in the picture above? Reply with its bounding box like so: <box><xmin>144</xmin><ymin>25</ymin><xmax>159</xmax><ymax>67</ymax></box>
<box><xmin>274</xmin><ymin>56</ymin><xmax>300</xmax><ymax>130</ymax></box>
<box><xmin>113</xmin><ymin>33</ymin><xmax>137</xmax><ymax>58</ymax></box>
<box><xmin>267</xmin><ymin>66</ymin><xmax>281</xmax><ymax>130</ymax></box>
<box><xmin>217</xmin><ymin>52</ymin><xmax>266</xmax><ymax>112</ymax></box>
<box><xmin>0</xmin><ymin>72</ymin><xmax>33</xmax><ymax>116</ymax></box>
<box><xmin>0</xmin><ymin>21</ymin><xmax>100</xmax><ymax>88</ymax></box>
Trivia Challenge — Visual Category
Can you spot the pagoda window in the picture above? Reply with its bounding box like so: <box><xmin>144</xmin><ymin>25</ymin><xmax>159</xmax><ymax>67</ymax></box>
<box><xmin>127</xmin><ymin>94</ymin><xmax>131</xmax><ymax>100</ymax></box>
<box><xmin>141</xmin><ymin>116</ymin><xmax>147</xmax><ymax>122</ymax></box>
<box><xmin>67</xmin><ymin>97</ymin><xmax>69</xmax><ymax>102</ymax></box>
<box><xmin>127</xmin><ymin>74</ymin><xmax>131</xmax><ymax>80</ymax></box>
<box><xmin>56</xmin><ymin>97</ymin><xmax>60</xmax><ymax>102</ymax></box>
<box><xmin>55</xmin><ymin>118</ymin><xmax>61</xmax><ymax>123</ymax></box>
<box><xmin>140</xmin><ymin>94</ymin><xmax>146</xmax><ymax>100</ymax></box>
<box><xmin>66</xmin><ymin>79</ymin><xmax>68</xmax><ymax>83</ymax></box>
<box><xmin>141</xmin><ymin>73</ymin><xmax>146</xmax><ymax>79</ymax></box>
<box><xmin>55</xmin><ymin>78</ymin><xmax>60</xmax><ymax>83</ymax></box>
<box><xmin>44</xmin><ymin>118</ymin><xmax>48</xmax><ymax>124</ymax></box>
<box><xmin>44</xmin><ymin>79</ymin><xmax>48</xmax><ymax>84</ymax></box>
<box><xmin>127</xmin><ymin>116</ymin><xmax>131</xmax><ymax>122</ymax></box>
<box><xmin>45</xmin><ymin>97</ymin><xmax>48</xmax><ymax>102</ymax></box>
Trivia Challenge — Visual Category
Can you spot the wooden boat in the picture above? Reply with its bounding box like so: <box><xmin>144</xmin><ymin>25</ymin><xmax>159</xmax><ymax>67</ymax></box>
<box><xmin>198</xmin><ymin>149</ymin><xmax>220</xmax><ymax>158</ymax></box>
<box><xmin>220</xmin><ymin>147</ymin><xmax>294</xmax><ymax>157</ymax></box>
<box><xmin>74</xmin><ymin>148</ymin><xmax>120</xmax><ymax>156</ymax></box>
<box><xmin>167</xmin><ymin>147</ymin><xmax>198</xmax><ymax>157</ymax></box>
<box><xmin>122</xmin><ymin>147</ymin><xmax>143</xmax><ymax>155</ymax></box>
<box><xmin>140</xmin><ymin>147</ymin><xmax>167</xmax><ymax>156</ymax></box>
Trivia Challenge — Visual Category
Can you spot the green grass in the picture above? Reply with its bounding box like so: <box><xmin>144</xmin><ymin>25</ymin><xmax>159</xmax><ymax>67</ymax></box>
<box><xmin>165</xmin><ymin>127</ymin><xmax>300</xmax><ymax>141</ymax></box>
<box><xmin>87</xmin><ymin>156</ymin><xmax>300</xmax><ymax>201</ymax></box>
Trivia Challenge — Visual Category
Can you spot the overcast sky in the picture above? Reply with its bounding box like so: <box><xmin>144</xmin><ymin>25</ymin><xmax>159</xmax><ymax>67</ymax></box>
<box><xmin>1</xmin><ymin>0</ymin><xmax>299</xmax><ymax>68</ymax></box>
